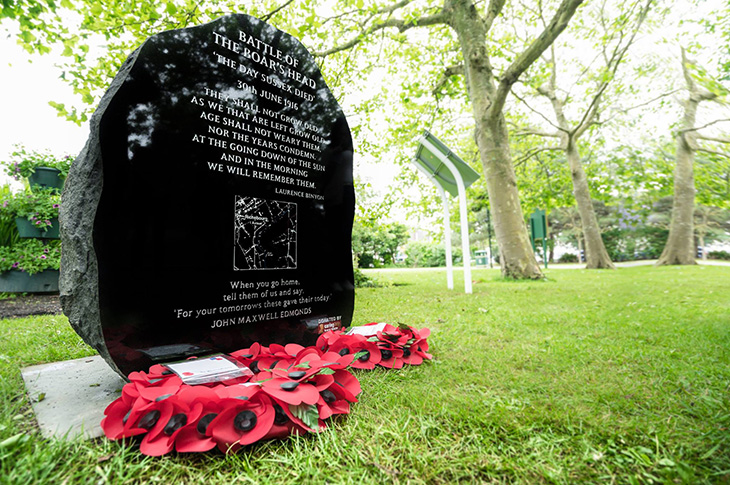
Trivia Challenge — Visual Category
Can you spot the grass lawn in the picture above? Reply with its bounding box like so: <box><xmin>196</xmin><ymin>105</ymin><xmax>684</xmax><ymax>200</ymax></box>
<box><xmin>0</xmin><ymin>265</ymin><xmax>728</xmax><ymax>483</ymax></box>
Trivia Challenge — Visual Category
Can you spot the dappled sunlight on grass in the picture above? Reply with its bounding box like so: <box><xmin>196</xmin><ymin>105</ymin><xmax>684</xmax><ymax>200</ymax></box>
<box><xmin>0</xmin><ymin>266</ymin><xmax>728</xmax><ymax>483</ymax></box>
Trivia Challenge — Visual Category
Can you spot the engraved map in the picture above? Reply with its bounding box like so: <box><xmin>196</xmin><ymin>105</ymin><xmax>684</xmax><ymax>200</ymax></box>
<box><xmin>233</xmin><ymin>196</ymin><xmax>297</xmax><ymax>270</ymax></box>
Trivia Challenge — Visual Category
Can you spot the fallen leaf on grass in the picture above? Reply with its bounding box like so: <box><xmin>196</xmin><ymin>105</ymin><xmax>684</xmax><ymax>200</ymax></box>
<box><xmin>97</xmin><ymin>453</ymin><xmax>115</xmax><ymax>463</ymax></box>
<box><xmin>0</xmin><ymin>433</ymin><xmax>28</xmax><ymax>450</ymax></box>
<box><xmin>370</xmin><ymin>463</ymin><xmax>400</xmax><ymax>476</ymax></box>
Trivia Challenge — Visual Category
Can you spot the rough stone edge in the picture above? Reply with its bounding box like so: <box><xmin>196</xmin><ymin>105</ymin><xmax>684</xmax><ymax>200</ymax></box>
<box><xmin>59</xmin><ymin>47</ymin><xmax>142</xmax><ymax>380</ymax></box>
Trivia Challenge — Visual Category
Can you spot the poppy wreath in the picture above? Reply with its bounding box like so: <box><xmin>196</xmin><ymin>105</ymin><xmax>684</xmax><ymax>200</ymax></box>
<box><xmin>317</xmin><ymin>322</ymin><xmax>432</xmax><ymax>369</ymax></box>
<box><xmin>101</xmin><ymin>323</ymin><xmax>431</xmax><ymax>456</ymax></box>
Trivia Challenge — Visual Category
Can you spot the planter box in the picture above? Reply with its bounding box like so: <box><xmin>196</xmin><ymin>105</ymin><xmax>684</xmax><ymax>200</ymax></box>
<box><xmin>29</xmin><ymin>167</ymin><xmax>64</xmax><ymax>191</ymax></box>
<box><xmin>0</xmin><ymin>269</ymin><xmax>59</xmax><ymax>293</ymax></box>
<box><xmin>15</xmin><ymin>218</ymin><xmax>60</xmax><ymax>239</ymax></box>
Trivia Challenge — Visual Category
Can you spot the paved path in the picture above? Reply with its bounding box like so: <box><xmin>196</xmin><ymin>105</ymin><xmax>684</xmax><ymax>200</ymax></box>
<box><xmin>364</xmin><ymin>259</ymin><xmax>730</xmax><ymax>272</ymax></box>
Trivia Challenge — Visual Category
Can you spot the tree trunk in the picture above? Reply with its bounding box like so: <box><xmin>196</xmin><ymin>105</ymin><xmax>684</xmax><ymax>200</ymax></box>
<box><xmin>548</xmin><ymin>232</ymin><xmax>555</xmax><ymax>263</ymax></box>
<box><xmin>699</xmin><ymin>233</ymin><xmax>706</xmax><ymax>260</ymax></box>
<box><xmin>656</xmin><ymin>51</ymin><xmax>707</xmax><ymax>266</ymax></box>
<box><xmin>565</xmin><ymin>138</ymin><xmax>615</xmax><ymax>269</ymax></box>
<box><xmin>481</xmin><ymin>115</ymin><xmax>544</xmax><ymax>278</ymax></box>
<box><xmin>577</xmin><ymin>235</ymin><xmax>583</xmax><ymax>263</ymax></box>
<box><xmin>656</xmin><ymin>123</ymin><xmax>697</xmax><ymax>264</ymax></box>
<box><xmin>448</xmin><ymin>0</ymin><xmax>543</xmax><ymax>279</ymax></box>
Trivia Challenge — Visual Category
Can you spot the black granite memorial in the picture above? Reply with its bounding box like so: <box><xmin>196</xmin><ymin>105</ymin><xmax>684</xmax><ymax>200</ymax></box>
<box><xmin>60</xmin><ymin>14</ymin><xmax>355</xmax><ymax>377</ymax></box>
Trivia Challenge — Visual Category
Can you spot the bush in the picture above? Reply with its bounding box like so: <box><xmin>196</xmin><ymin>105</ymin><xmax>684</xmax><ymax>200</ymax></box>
<box><xmin>0</xmin><ymin>239</ymin><xmax>61</xmax><ymax>275</ymax></box>
<box><xmin>404</xmin><ymin>241</ymin><xmax>462</xmax><ymax>268</ymax></box>
<box><xmin>636</xmin><ymin>226</ymin><xmax>669</xmax><ymax>259</ymax></box>
<box><xmin>558</xmin><ymin>253</ymin><xmax>578</xmax><ymax>263</ymax></box>
<box><xmin>0</xmin><ymin>186</ymin><xmax>19</xmax><ymax>248</ymax></box>
<box><xmin>354</xmin><ymin>268</ymin><xmax>377</xmax><ymax>288</ymax></box>
<box><xmin>2</xmin><ymin>188</ymin><xmax>60</xmax><ymax>230</ymax></box>
<box><xmin>1</xmin><ymin>146</ymin><xmax>73</xmax><ymax>180</ymax></box>
<box><xmin>708</xmin><ymin>250</ymin><xmax>730</xmax><ymax>260</ymax></box>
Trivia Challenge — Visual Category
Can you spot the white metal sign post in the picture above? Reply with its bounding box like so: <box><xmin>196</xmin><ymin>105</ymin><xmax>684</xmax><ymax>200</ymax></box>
<box><xmin>412</xmin><ymin>131</ymin><xmax>480</xmax><ymax>294</ymax></box>
<box><xmin>414</xmin><ymin>164</ymin><xmax>454</xmax><ymax>290</ymax></box>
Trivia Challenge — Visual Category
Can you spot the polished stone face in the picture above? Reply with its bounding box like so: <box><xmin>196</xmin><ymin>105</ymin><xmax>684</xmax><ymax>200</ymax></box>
<box><xmin>94</xmin><ymin>14</ymin><xmax>354</xmax><ymax>375</ymax></box>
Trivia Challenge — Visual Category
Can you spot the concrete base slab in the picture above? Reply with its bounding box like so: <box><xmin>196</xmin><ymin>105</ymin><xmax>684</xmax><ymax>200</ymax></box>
<box><xmin>21</xmin><ymin>355</ymin><xmax>125</xmax><ymax>440</ymax></box>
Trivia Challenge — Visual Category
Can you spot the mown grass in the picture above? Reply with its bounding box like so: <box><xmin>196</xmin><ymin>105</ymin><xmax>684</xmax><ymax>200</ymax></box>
<box><xmin>0</xmin><ymin>265</ymin><xmax>729</xmax><ymax>484</ymax></box>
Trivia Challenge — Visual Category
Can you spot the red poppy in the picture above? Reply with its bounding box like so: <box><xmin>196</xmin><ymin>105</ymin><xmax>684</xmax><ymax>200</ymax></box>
<box><xmin>261</xmin><ymin>377</ymin><xmax>320</xmax><ymax>405</ymax></box>
<box><xmin>324</xmin><ymin>333</ymin><xmax>359</xmax><ymax>357</ymax></box>
<box><xmin>348</xmin><ymin>339</ymin><xmax>382</xmax><ymax>370</ymax></box>
<box><xmin>329</xmin><ymin>369</ymin><xmax>361</xmax><ymax>402</ymax></box>
<box><xmin>101</xmin><ymin>398</ymin><xmax>142</xmax><ymax>440</ymax></box>
<box><xmin>376</xmin><ymin>345</ymin><xmax>405</xmax><ymax>369</ymax></box>
<box><xmin>174</xmin><ymin>397</ymin><xmax>222</xmax><ymax>453</ymax></box>
<box><xmin>261</xmin><ymin>401</ymin><xmax>303</xmax><ymax>439</ymax></box>
<box><xmin>139</xmin><ymin>402</ymin><xmax>192</xmax><ymax>456</ymax></box>
<box><xmin>315</xmin><ymin>330</ymin><xmax>342</xmax><ymax>352</ymax></box>
<box><xmin>256</xmin><ymin>345</ymin><xmax>296</xmax><ymax>372</ymax></box>
<box><xmin>377</xmin><ymin>324</ymin><xmax>412</xmax><ymax>348</ymax></box>
<box><xmin>207</xmin><ymin>393</ymin><xmax>275</xmax><ymax>453</ymax></box>
<box><xmin>274</xmin><ymin>398</ymin><xmax>327</xmax><ymax>433</ymax></box>
<box><xmin>136</xmin><ymin>378</ymin><xmax>183</xmax><ymax>402</ymax></box>
<box><xmin>270</xmin><ymin>364</ymin><xmax>320</xmax><ymax>382</ymax></box>
<box><xmin>100</xmin><ymin>327</ymin><xmax>432</xmax><ymax>456</ymax></box>
<box><xmin>308</xmin><ymin>350</ymin><xmax>354</xmax><ymax>370</ymax></box>
<box><xmin>121</xmin><ymin>395</ymin><xmax>190</xmax><ymax>456</ymax></box>
<box><xmin>316</xmin><ymin>382</ymin><xmax>352</xmax><ymax>419</ymax></box>
<box><xmin>403</xmin><ymin>328</ymin><xmax>433</xmax><ymax>365</ymax></box>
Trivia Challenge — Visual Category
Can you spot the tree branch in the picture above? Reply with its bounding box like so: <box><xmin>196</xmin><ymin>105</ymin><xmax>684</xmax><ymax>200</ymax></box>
<box><xmin>514</xmin><ymin>145</ymin><xmax>563</xmax><ymax>166</ymax></box>
<box><xmin>572</xmin><ymin>0</ymin><xmax>653</xmax><ymax>138</ymax></box>
<box><xmin>679</xmin><ymin>118</ymin><xmax>730</xmax><ymax>134</ymax></box>
<box><xmin>696</xmin><ymin>147</ymin><xmax>730</xmax><ymax>158</ymax></box>
<box><xmin>261</xmin><ymin>0</ymin><xmax>294</xmax><ymax>22</ymax></box>
<box><xmin>514</xmin><ymin>129</ymin><xmax>561</xmax><ymax>138</ymax></box>
<box><xmin>511</xmin><ymin>88</ymin><xmax>569</xmax><ymax>134</ymax></box>
<box><xmin>489</xmin><ymin>0</ymin><xmax>584</xmax><ymax>120</ymax></box>
<box><xmin>432</xmin><ymin>64</ymin><xmax>464</xmax><ymax>94</ymax></box>
<box><xmin>594</xmin><ymin>90</ymin><xmax>679</xmax><ymax>126</ymax></box>
<box><xmin>314</xmin><ymin>9</ymin><xmax>447</xmax><ymax>57</ymax></box>
<box><xmin>696</xmin><ymin>135</ymin><xmax>730</xmax><ymax>144</ymax></box>
<box><xmin>484</xmin><ymin>0</ymin><xmax>507</xmax><ymax>31</ymax></box>
<box><xmin>682</xmin><ymin>47</ymin><xmax>719</xmax><ymax>103</ymax></box>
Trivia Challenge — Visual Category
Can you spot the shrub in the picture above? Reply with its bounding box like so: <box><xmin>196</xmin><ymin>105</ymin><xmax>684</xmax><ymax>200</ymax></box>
<box><xmin>558</xmin><ymin>253</ymin><xmax>578</xmax><ymax>263</ymax></box>
<box><xmin>0</xmin><ymin>239</ymin><xmax>61</xmax><ymax>275</ymax></box>
<box><xmin>0</xmin><ymin>186</ymin><xmax>19</xmax><ymax>247</ymax></box>
<box><xmin>404</xmin><ymin>241</ymin><xmax>462</xmax><ymax>268</ymax></box>
<box><xmin>2</xmin><ymin>146</ymin><xmax>73</xmax><ymax>180</ymax></box>
<box><xmin>354</xmin><ymin>268</ymin><xmax>377</xmax><ymax>288</ymax></box>
<box><xmin>708</xmin><ymin>250</ymin><xmax>730</xmax><ymax>260</ymax></box>
<box><xmin>1</xmin><ymin>188</ymin><xmax>60</xmax><ymax>230</ymax></box>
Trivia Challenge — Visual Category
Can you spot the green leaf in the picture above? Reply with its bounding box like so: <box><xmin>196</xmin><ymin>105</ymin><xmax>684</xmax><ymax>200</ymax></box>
<box><xmin>353</xmin><ymin>350</ymin><xmax>368</xmax><ymax>361</ymax></box>
<box><xmin>289</xmin><ymin>404</ymin><xmax>319</xmax><ymax>430</ymax></box>
<box><xmin>317</xmin><ymin>367</ymin><xmax>335</xmax><ymax>375</ymax></box>
<box><xmin>0</xmin><ymin>433</ymin><xmax>27</xmax><ymax>450</ymax></box>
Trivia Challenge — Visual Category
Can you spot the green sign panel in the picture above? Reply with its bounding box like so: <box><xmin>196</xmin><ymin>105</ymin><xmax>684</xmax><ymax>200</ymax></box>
<box><xmin>529</xmin><ymin>209</ymin><xmax>548</xmax><ymax>269</ymax></box>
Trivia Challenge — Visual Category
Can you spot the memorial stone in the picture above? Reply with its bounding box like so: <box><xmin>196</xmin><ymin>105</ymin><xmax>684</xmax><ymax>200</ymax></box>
<box><xmin>60</xmin><ymin>14</ymin><xmax>355</xmax><ymax>377</ymax></box>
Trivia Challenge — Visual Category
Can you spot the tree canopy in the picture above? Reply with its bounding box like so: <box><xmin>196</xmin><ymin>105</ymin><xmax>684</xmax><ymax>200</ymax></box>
<box><xmin>3</xmin><ymin>0</ymin><xmax>729</xmax><ymax>272</ymax></box>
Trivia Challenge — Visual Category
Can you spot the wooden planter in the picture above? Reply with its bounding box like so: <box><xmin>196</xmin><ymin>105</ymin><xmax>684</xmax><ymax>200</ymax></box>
<box><xmin>0</xmin><ymin>269</ymin><xmax>59</xmax><ymax>293</ymax></box>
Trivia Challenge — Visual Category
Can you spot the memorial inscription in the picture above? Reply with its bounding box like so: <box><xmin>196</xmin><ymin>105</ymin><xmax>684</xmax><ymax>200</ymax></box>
<box><xmin>61</xmin><ymin>14</ymin><xmax>355</xmax><ymax>377</ymax></box>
